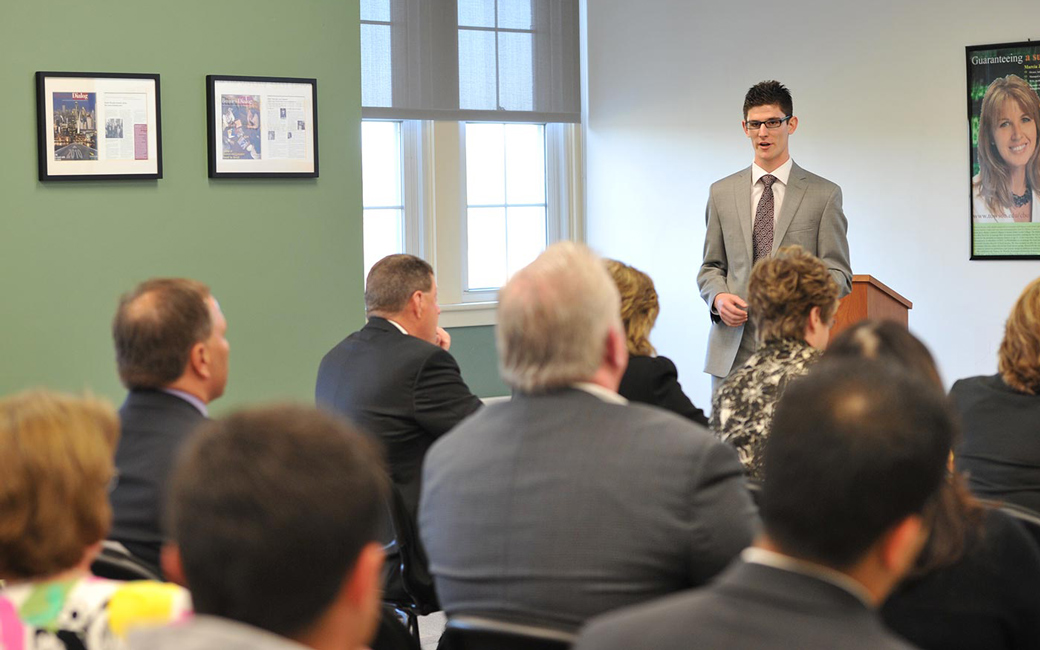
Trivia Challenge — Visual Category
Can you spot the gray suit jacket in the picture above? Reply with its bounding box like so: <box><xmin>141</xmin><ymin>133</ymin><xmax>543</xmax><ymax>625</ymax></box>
<box><xmin>418</xmin><ymin>388</ymin><xmax>758</xmax><ymax>632</ymax></box>
<box><xmin>575</xmin><ymin>561</ymin><xmax>917</xmax><ymax>650</ymax></box>
<box><xmin>697</xmin><ymin>162</ymin><xmax>852</xmax><ymax>377</ymax></box>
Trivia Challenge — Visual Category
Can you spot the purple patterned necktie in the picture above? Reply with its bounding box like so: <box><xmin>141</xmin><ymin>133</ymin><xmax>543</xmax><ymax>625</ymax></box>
<box><xmin>753</xmin><ymin>174</ymin><xmax>777</xmax><ymax>262</ymax></box>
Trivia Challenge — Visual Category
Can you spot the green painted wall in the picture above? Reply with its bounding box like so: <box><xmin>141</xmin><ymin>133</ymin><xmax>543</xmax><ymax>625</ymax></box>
<box><xmin>0</xmin><ymin>1</ymin><xmax>364</xmax><ymax>414</ymax></box>
<box><xmin>445</xmin><ymin>325</ymin><xmax>509</xmax><ymax>398</ymax></box>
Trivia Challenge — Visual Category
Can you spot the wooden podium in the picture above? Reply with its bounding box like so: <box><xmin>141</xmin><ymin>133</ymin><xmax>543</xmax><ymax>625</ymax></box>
<box><xmin>830</xmin><ymin>275</ymin><xmax>912</xmax><ymax>339</ymax></box>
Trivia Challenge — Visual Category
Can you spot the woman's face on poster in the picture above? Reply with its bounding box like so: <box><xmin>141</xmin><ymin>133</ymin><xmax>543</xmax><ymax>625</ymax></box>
<box><xmin>992</xmin><ymin>98</ymin><xmax>1037</xmax><ymax>170</ymax></box>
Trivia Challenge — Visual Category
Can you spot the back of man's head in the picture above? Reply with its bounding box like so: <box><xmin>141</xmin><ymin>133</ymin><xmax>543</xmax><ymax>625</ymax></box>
<box><xmin>167</xmin><ymin>404</ymin><xmax>389</xmax><ymax>642</ymax></box>
<box><xmin>496</xmin><ymin>242</ymin><xmax>622</xmax><ymax>392</ymax></box>
<box><xmin>760</xmin><ymin>360</ymin><xmax>954</xmax><ymax>569</ymax></box>
<box><xmin>113</xmin><ymin>278</ymin><xmax>212</xmax><ymax>389</ymax></box>
<box><xmin>365</xmin><ymin>254</ymin><xmax>434</xmax><ymax>315</ymax></box>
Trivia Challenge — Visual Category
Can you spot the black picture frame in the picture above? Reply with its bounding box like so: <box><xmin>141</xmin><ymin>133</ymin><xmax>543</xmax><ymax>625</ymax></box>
<box><xmin>36</xmin><ymin>71</ymin><xmax>163</xmax><ymax>181</ymax></box>
<box><xmin>965</xmin><ymin>41</ymin><xmax>1040</xmax><ymax>260</ymax></box>
<box><xmin>206</xmin><ymin>75</ymin><xmax>319</xmax><ymax>178</ymax></box>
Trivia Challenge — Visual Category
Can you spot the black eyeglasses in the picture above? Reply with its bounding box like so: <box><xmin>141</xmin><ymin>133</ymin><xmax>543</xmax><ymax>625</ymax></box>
<box><xmin>745</xmin><ymin>116</ymin><xmax>792</xmax><ymax>130</ymax></box>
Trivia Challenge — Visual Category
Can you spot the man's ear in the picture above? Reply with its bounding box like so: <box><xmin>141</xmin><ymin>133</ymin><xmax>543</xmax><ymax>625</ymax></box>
<box><xmin>787</xmin><ymin>115</ymin><xmax>799</xmax><ymax>134</ymax></box>
<box><xmin>409</xmin><ymin>290</ymin><xmax>425</xmax><ymax>319</ymax></box>
<box><xmin>161</xmin><ymin>543</ymin><xmax>188</xmax><ymax>587</ymax></box>
<box><xmin>605</xmin><ymin>326</ymin><xmax>629</xmax><ymax>374</ymax></box>
<box><xmin>188</xmin><ymin>341</ymin><xmax>211</xmax><ymax>380</ymax></box>
<box><xmin>879</xmin><ymin>514</ymin><xmax>925</xmax><ymax>577</ymax></box>
<box><xmin>343</xmin><ymin>542</ymin><xmax>384</xmax><ymax>608</ymax></box>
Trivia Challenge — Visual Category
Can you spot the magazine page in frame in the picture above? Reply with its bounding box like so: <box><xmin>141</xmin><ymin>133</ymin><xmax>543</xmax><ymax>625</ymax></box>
<box><xmin>967</xmin><ymin>41</ymin><xmax>1040</xmax><ymax>259</ymax></box>
<box><xmin>36</xmin><ymin>72</ymin><xmax>162</xmax><ymax>181</ymax></box>
<box><xmin>206</xmin><ymin>75</ymin><xmax>318</xmax><ymax>178</ymax></box>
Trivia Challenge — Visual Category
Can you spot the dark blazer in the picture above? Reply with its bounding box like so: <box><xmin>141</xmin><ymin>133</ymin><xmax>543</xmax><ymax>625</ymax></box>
<box><xmin>952</xmin><ymin>374</ymin><xmax>1040</xmax><ymax>513</ymax></box>
<box><xmin>419</xmin><ymin>388</ymin><xmax>757</xmax><ymax>632</ymax></box>
<box><xmin>882</xmin><ymin>507</ymin><xmax>1040</xmax><ymax>650</ymax></box>
<box><xmin>315</xmin><ymin>317</ymin><xmax>482</xmax><ymax>518</ymax></box>
<box><xmin>618</xmin><ymin>355</ymin><xmax>708</xmax><ymax>426</ymax></box>
<box><xmin>576</xmin><ymin>560</ymin><xmax>915</xmax><ymax>650</ymax></box>
<box><xmin>109</xmin><ymin>389</ymin><xmax>207</xmax><ymax>571</ymax></box>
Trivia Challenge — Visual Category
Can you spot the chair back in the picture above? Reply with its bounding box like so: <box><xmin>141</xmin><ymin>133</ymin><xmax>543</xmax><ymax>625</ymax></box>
<box><xmin>439</xmin><ymin>615</ymin><xmax>576</xmax><ymax>650</ymax></box>
<box><xmin>996</xmin><ymin>502</ymin><xmax>1040</xmax><ymax>550</ymax></box>
<box><xmin>379</xmin><ymin>483</ymin><xmax>440</xmax><ymax>640</ymax></box>
<box><xmin>91</xmin><ymin>541</ymin><xmax>162</xmax><ymax>581</ymax></box>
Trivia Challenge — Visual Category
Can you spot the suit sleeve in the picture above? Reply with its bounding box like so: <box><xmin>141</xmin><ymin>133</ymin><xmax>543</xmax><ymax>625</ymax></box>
<box><xmin>818</xmin><ymin>185</ymin><xmax>852</xmax><ymax>298</ymax></box>
<box><xmin>687</xmin><ymin>441</ymin><xmax>759</xmax><ymax>585</ymax></box>
<box><xmin>653</xmin><ymin>357</ymin><xmax>709</xmax><ymax>427</ymax></box>
<box><xmin>412</xmin><ymin>347</ymin><xmax>483</xmax><ymax>438</ymax></box>
<box><xmin>697</xmin><ymin>187</ymin><xmax>729</xmax><ymax>323</ymax></box>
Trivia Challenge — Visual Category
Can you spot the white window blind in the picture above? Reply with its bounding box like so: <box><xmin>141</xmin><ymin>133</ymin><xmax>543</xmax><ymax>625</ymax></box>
<box><xmin>361</xmin><ymin>0</ymin><xmax>580</xmax><ymax>123</ymax></box>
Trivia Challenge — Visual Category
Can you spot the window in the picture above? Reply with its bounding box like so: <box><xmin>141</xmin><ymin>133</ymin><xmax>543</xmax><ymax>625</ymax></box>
<box><xmin>360</xmin><ymin>119</ymin><xmax>582</xmax><ymax>325</ymax></box>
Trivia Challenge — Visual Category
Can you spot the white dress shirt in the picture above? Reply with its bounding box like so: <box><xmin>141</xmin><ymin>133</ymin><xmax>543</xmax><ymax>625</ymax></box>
<box><xmin>751</xmin><ymin>157</ymin><xmax>794</xmax><ymax>227</ymax></box>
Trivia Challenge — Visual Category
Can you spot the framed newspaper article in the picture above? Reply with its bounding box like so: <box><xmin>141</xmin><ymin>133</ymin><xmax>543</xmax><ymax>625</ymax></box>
<box><xmin>206</xmin><ymin>75</ymin><xmax>319</xmax><ymax>178</ymax></box>
<box><xmin>36</xmin><ymin>71</ymin><xmax>163</xmax><ymax>181</ymax></box>
<box><xmin>966</xmin><ymin>41</ymin><xmax>1040</xmax><ymax>259</ymax></box>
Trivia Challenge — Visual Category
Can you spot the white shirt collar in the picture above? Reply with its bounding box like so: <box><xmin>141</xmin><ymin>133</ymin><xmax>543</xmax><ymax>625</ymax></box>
<box><xmin>572</xmin><ymin>382</ymin><xmax>628</xmax><ymax>405</ymax></box>
<box><xmin>160</xmin><ymin>388</ymin><xmax>208</xmax><ymax>416</ymax></box>
<box><xmin>741</xmin><ymin>547</ymin><xmax>874</xmax><ymax>608</ymax></box>
<box><xmin>751</xmin><ymin>157</ymin><xmax>794</xmax><ymax>187</ymax></box>
<box><xmin>385</xmin><ymin>318</ymin><xmax>409</xmax><ymax>335</ymax></box>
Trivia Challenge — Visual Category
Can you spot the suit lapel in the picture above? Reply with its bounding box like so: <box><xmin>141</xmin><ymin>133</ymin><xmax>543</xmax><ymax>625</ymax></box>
<box><xmin>772</xmin><ymin>162</ymin><xmax>807</xmax><ymax>254</ymax></box>
<box><xmin>732</xmin><ymin>167</ymin><xmax>754</xmax><ymax>263</ymax></box>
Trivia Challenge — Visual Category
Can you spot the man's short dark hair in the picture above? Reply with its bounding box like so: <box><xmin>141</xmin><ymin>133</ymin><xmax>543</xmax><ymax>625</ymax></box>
<box><xmin>760</xmin><ymin>360</ymin><xmax>954</xmax><ymax>568</ymax></box>
<box><xmin>743</xmin><ymin>80</ymin><xmax>793</xmax><ymax>120</ymax></box>
<box><xmin>168</xmin><ymin>405</ymin><xmax>389</xmax><ymax>638</ymax></box>
<box><xmin>112</xmin><ymin>278</ymin><xmax>212</xmax><ymax>389</ymax></box>
<box><xmin>365</xmin><ymin>254</ymin><xmax>434</xmax><ymax>314</ymax></box>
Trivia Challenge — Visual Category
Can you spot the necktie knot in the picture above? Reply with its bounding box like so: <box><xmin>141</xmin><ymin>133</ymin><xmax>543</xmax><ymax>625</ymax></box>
<box><xmin>761</xmin><ymin>174</ymin><xmax>777</xmax><ymax>189</ymax></box>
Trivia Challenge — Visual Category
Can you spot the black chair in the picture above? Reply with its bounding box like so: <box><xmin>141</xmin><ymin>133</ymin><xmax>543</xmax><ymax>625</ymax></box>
<box><xmin>90</xmin><ymin>541</ymin><xmax>162</xmax><ymax>581</ymax></box>
<box><xmin>439</xmin><ymin>615</ymin><xmax>577</xmax><ymax>650</ymax></box>
<box><xmin>993</xmin><ymin>501</ymin><xmax>1040</xmax><ymax>550</ymax></box>
<box><xmin>380</xmin><ymin>484</ymin><xmax>439</xmax><ymax>642</ymax></box>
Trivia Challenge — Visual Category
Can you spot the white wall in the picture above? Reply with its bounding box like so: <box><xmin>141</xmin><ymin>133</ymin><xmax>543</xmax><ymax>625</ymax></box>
<box><xmin>583</xmin><ymin>0</ymin><xmax>1040</xmax><ymax>412</ymax></box>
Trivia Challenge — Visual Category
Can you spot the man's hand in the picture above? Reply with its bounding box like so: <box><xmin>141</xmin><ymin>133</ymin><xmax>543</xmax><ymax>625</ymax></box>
<box><xmin>714</xmin><ymin>293</ymin><xmax>749</xmax><ymax>327</ymax></box>
<box><xmin>435</xmin><ymin>326</ymin><xmax>452</xmax><ymax>351</ymax></box>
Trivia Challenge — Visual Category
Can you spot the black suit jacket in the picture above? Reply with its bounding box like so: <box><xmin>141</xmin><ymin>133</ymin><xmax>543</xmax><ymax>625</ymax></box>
<box><xmin>315</xmin><ymin>317</ymin><xmax>482</xmax><ymax>518</ymax></box>
<box><xmin>109</xmin><ymin>389</ymin><xmax>207</xmax><ymax>571</ymax></box>
<box><xmin>577</xmin><ymin>561</ymin><xmax>915</xmax><ymax>650</ymax></box>
<box><xmin>618</xmin><ymin>355</ymin><xmax>708</xmax><ymax>427</ymax></box>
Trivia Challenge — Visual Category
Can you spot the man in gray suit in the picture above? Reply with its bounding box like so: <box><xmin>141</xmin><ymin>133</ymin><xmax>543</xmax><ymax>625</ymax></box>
<box><xmin>575</xmin><ymin>360</ymin><xmax>954</xmax><ymax>650</ymax></box>
<box><xmin>698</xmin><ymin>81</ymin><xmax>852</xmax><ymax>388</ymax></box>
<box><xmin>419</xmin><ymin>242</ymin><xmax>758</xmax><ymax>632</ymax></box>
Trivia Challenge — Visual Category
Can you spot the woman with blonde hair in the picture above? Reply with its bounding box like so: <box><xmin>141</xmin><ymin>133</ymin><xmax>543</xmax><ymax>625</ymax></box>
<box><xmin>0</xmin><ymin>390</ymin><xmax>190</xmax><ymax>649</ymax></box>
<box><xmin>711</xmin><ymin>246</ymin><xmax>839</xmax><ymax>479</ymax></box>
<box><xmin>605</xmin><ymin>259</ymin><xmax>708</xmax><ymax>426</ymax></box>
<box><xmin>824</xmin><ymin>320</ymin><xmax>1040</xmax><ymax>650</ymax></box>
<box><xmin>972</xmin><ymin>74</ymin><xmax>1040</xmax><ymax>223</ymax></box>
<box><xmin>953</xmin><ymin>277</ymin><xmax>1040</xmax><ymax>513</ymax></box>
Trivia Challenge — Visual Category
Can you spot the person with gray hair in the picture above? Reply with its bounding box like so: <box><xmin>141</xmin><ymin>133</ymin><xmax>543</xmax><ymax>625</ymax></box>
<box><xmin>419</xmin><ymin>242</ymin><xmax>757</xmax><ymax>632</ymax></box>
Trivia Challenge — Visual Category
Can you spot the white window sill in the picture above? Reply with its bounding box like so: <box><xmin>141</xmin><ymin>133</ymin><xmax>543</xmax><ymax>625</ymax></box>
<box><xmin>440</xmin><ymin>301</ymin><xmax>497</xmax><ymax>328</ymax></box>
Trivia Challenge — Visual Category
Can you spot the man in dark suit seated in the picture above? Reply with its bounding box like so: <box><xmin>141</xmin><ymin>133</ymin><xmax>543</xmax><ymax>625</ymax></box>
<box><xmin>418</xmin><ymin>242</ymin><xmax>758</xmax><ymax>633</ymax></box>
<box><xmin>131</xmin><ymin>405</ymin><xmax>393</xmax><ymax>650</ymax></box>
<box><xmin>575</xmin><ymin>360</ymin><xmax>955</xmax><ymax>650</ymax></box>
<box><xmin>315</xmin><ymin>254</ymin><xmax>481</xmax><ymax>522</ymax></box>
<box><xmin>109</xmin><ymin>278</ymin><xmax>229</xmax><ymax>574</ymax></box>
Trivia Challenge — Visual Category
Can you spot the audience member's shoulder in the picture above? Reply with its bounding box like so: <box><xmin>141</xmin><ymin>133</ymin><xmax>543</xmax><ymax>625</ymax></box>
<box><xmin>576</xmin><ymin>589</ymin><xmax>707</xmax><ymax>650</ymax></box>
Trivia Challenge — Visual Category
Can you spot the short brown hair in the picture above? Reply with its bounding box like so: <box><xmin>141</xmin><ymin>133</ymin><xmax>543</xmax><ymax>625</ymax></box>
<box><xmin>0</xmin><ymin>390</ymin><xmax>119</xmax><ymax>580</ymax></box>
<box><xmin>605</xmin><ymin>259</ymin><xmax>659</xmax><ymax>356</ymax></box>
<box><xmin>169</xmin><ymin>404</ymin><xmax>389</xmax><ymax>637</ymax></box>
<box><xmin>113</xmin><ymin>278</ymin><xmax>213</xmax><ymax>389</ymax></box>
<box><xmin>749</xmin><ymin>246</ymin><xmax>839</xmax><ymax>344</ymax></box>
<box><xmin>365</xmin><ymin>254</ymin><xmax>434</xmax><ymax>315</ymax></box>
<box><xmin>999</xmin><ymin>277</ymin><xmax>1040</xmax><ymax>394</ymax></box>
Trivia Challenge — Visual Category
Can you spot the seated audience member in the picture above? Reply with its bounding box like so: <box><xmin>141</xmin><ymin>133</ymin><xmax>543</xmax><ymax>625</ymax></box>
<box><xmin>606</xmin><ymin>259</ymin><xmax>708</xmax><ymax>425</ymax></box>
<box><xmin>576</xmin><ymin>361</ymin><xmax>954</xmax><ymax>650</ymax></box>
<box><xmin>953</xmin><ymin>277</ymin><xmax>1040</xmax><ymax>513</ymax></box>
<box><xmin>419</xmin><ymin>242</ymin><xmax>757</xmax><ymax>632</ymax></box>
<box><xmin>711</xmin><ymin>245</ymin><xmax>839</xmax><ymax>479</ymax></box>
<box><xmin>825</xmin><ymin>320</ymin><xmax>1040</xmax><ymax>650</ymax></box>
<box><xmin>316</xmin><ymin>254</ymin><xmax>481</xmax><ymax>522</ymax></box>
<box><xmin>131</xmin><ymin>405</ymin><xmax>393</xmax><ymax>650</ymax></box>
<box><xmin>109</xmin><ymin>278</ymin><xmax>229</xmax><ymax>574</ymax></box>
<box><xmin>0</xmin><ymin>390</ymin><xmax>190</xmax><ymax>648</ymax></box>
